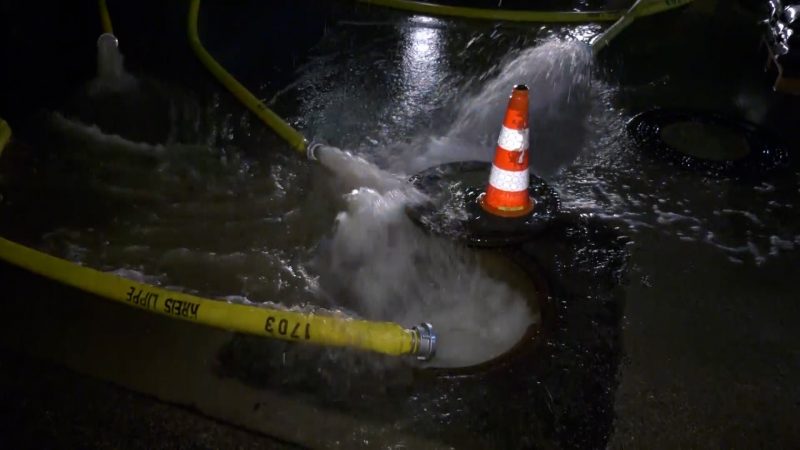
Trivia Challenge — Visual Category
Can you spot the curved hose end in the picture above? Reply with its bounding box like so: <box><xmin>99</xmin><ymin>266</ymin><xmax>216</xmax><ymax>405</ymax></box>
<box><xmin>412</xmin><ymin>322</ymin><xmax>437</xmax><ymax>361</ymax></box>
<box><xmin>97</xmin><ymin>32</ymin><xmax>119</xmax><ymax>48</ymax></box>
<box><xmin>307</xmin><ymin>142</ymin><xmax>324</xmax><ymax>162</ymax></box>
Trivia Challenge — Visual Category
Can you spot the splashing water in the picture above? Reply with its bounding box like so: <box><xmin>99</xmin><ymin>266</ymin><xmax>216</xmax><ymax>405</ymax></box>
<box><xmin>313</xmin><ymin>146</ymin><xmax>537</xmax><ymax>368</ymax></box>
<box><xmin>549</xmin><ymin>82</ymin><xmax>800</xmax><ymax>267</ymax></box>
<box><xmin>89</xmin><ymin>33</ymin><xmax>137</xmax><ymax>94</ymax></box>
<box><xmin>296</xmin><ymin>40</ymin><xmax>597</xmax><ymax>366</ymax></box>
<box><xmin>384</xmin><ymin>39</ymin><xmax>594</xmax><ymax>177</ymax></box>
<box><xmin>29</xmin><ymin>35</ymin><xmax>592</xmax><ymax>367</ymax></box>
<box><xmin>450</xmin><ymin>40</ymin><xmax>592</xmax><ymax>141</ymax></box>
<box><xmin>315</xmin><ymin>144</ymin><xmax>408</xmax><ymax>195</ymax></box>
<box><xmin>70</xmin><ymin>33</ymin><xmax>208</xmax><ymax>146</ymax></box>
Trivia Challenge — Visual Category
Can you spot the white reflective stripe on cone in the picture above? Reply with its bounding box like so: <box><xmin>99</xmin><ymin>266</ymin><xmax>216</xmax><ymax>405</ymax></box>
<box><xmin>488</xmin><ymin>164</ymin><xmax>530</xmax><ymax>192</ymax></box>
<box><xmin>497</xmin><ymin>125</ymin><xmax>529</xmax><ymax>151</ymax></box>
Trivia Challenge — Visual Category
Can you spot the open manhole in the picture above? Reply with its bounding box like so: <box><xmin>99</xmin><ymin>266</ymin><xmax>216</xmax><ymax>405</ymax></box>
<box><xmin>214</xmin><ymin>214</ymin><xmax>626</xmax><ymax>448</ymax></box>
<box><xmin>627</xmin><ymin>109</ymin><xmax>788</xmax><ymax>178</ymax></box>
<box><xmin>423</xmin><ymin>246</ymin><xmax>554</xmax><ymax>376</ymax></box>
<box><xmin>423</xmin><ymin>247</ymin><xmax>553</xmax><ymax>373</ymax></box>
<box><xmin>218</xmin><ymin>243</ymin><xmax>552</xmax><ymax>373</ymax></box>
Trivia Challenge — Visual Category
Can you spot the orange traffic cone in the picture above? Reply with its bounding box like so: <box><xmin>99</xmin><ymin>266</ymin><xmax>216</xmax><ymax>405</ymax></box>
<box><xmin>479</xmin><ymin>84</ymin><xmax>534</xmax><ymax>218</ymax></box>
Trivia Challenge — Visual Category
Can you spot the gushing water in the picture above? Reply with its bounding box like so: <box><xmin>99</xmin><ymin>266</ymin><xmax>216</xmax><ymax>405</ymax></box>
<box><xmin>313</xmin><ymin>146</ymin><xmax>536</xmax><ymax>368</ymax></box>
<box><xmin>303</xmin><ymin>40</ymin><xmax>596</xmax><ymax>366</ymax></box>
<box><xmin>89</xmin><ymin>33</ymin><xmax>137</xmax><ymax>94</ymax></box>
<box><xmin>385</xmin><ymin>39</ymin><xmax>594</xmax><ymax>177</ymax></box>
<box><xmin>70</xmin><ymin>33</ymin><xmax>208</xmax><ymax>146</ymax></box>
<box><xmin>450</xmin><ymin>40</ymin><xmax>592</xmax><ymax>140</ymax></box>
<box><xmin>315</xmin><ymin>144</ymin><xmax>408</xmax><ymax>195</ymax></box>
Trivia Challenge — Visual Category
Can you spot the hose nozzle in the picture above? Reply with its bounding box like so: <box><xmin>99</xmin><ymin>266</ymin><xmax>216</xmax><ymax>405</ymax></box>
<box><xmin>412</xmin><ymin>322</ymin><xmax>437</xmax><ymax>361</ymax></box>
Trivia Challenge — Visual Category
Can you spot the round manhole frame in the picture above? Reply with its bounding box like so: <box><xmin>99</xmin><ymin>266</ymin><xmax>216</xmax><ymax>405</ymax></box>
<box><xmin>626</xmin><ymin>108</ymin><xmax>788</xmax><ymax>178</ymax></box>
<box><xmin>418</xmin><ymin>247</ymin><xmax>555</xmax><ymax>377</ymax></box>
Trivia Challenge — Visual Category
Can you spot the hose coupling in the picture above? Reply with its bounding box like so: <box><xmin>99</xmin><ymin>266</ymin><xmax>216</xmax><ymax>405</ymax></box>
<box><xmin>412</xmin><ymin>322</ymin><xmax>437</xmax><ymax>361</ymax></box>
<box><xmin>97</xmin><ymin>32</ymin><xmax>118</xmax><ymax>48</ymax></box>
<box><xmin>307</xmin><ymin>142</ymin><xmax>323</xmax><ymax>161</ymax></box>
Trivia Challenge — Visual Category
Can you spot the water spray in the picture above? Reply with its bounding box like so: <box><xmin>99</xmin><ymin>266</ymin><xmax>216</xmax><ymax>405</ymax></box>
<box><xmin>93</xmin><ymin>0</ymin><xmax>137</xmax><ymax>93</ymax></box>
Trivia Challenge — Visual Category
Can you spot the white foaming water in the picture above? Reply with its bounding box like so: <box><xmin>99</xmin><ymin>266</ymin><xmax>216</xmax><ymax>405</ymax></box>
<box><xmin>306</xmin><ymin>41</ymin><xmax>592</xmax><ymax>366</ymax></box>
<box><xmin>386</xmin><ymin>39</ymin><xmax>593</xmax><ymax>177</ymax></box>
<box><xmin>316</xmin><ymin>145</ymin><xmax>408</xmax><ymax>195</ymax></box>
<box><xmin>90</xmin><ymin>34</ymin><xmax>137</xmax><ymax>94</ymax></box>
<box><xmin>72</xmin><ymin>33</ymin><xmax>204</xmax><ymax>146</ymax></box>
<box><xmin>50</xmin><ymin>112</ymin><xmax>165</xmax><ymax>156</ymax></box>
<box><xmin>314</xmin><ymin>146</ymin><xmax>536</xmax><ymax>368</ymax></box>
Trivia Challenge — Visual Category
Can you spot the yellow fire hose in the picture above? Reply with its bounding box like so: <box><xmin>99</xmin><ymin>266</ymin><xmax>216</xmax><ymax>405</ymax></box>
<box><xmin>0</xmin><ymin>119</ymin><xmax>10</xmax><ymax>157</ymax></box>
<box><xmin>187</xmin><ymin>0</ymin><xmax>309</xmax><ymax>155</ymax></box>
<box><xmin>590</xmin><ymin>0</ymin><xmax>688</xmax><ymax>53</ymax></box>
<box><xmin>0</xmin><ymin>236</ymin><xmax>433</xmax><ymax>358</ymax></box>
<box><xmin>98</xmin><ymin>0</ymin><xmax>114</xmax><ymax>35</ymax></box>
<box><xmin>357</xmin><ymin>0</ymin><xmax>693</xmax><ymax>23</ymax></box>
<box><xmin>0</xmin><ymin>117</ymin><xmax>434</xmax><ymax>359</ymax></box>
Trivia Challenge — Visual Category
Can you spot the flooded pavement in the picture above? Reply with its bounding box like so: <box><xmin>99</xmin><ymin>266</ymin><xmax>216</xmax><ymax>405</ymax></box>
<box><xmin>1</xmin><ymin>0</ymin><xmax>799</xmax><ymax>448</ymax></box>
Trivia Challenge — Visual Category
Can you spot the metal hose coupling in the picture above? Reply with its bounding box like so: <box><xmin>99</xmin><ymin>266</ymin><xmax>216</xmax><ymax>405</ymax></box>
<box><xmin>97</xmin><ymin>32</ymin><xmax>118</xmax><ymax>48</ymax></box>
<box><xmin>412</xmin><ymin>322</ymin><xmax>437</xmax><ymax>361</ymax></box>
<box><xmin>307</xmin><ymin>142</ymin><xmax>324</xmax><ymax>161</ymax></box>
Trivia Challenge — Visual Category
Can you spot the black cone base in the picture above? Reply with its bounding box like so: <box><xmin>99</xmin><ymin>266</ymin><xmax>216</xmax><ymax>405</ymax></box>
<box><xmin>407</xmin><ymin>161</ymin><xmax>560</xmax><ymax>247</ymax></box>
